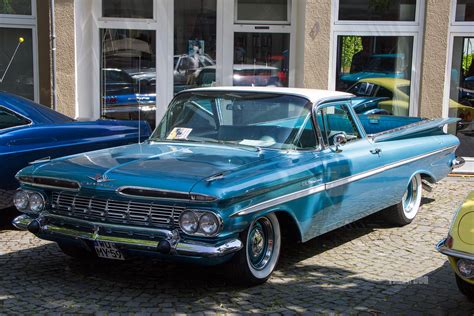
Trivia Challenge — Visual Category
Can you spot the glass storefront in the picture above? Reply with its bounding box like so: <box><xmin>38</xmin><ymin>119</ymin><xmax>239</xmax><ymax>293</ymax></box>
<box><xmin>0</xmin><ymin>28</ymin><xmax>34</xmax><ymax>100</ymax></box>
<box><xmin>100</xmin><ymin>29</ymin><xmax>157</xmax><ymax>128</ymax></box>
<box><xmin>335</xmin><ymin>35</ymin><xmax>413</xmax><ymax>116</ymax></box>
<box><xmin>338</xmin><ymin>0</ymin><xmax>416</xmax><ymax>21</ymax></box>
<box><xmin>448</xmin><ymin>36</ymin><xmax>474</xmax><ymax>158</ymax></box>
<box><xmin>174</xmin><ymin>0</ymin><xmax>216</xmax><ymax>94</ymax></box>
<box><xmin>0</xmin><ymin>0</ymin><xmax>31</xmax><ymax>15</ymax></box>
<box><xmin>456</xmin><ymin>0</ymin><xmax>474</xmax><ymax>21</ymax></box>
<box><xmin>102</xmin><ymin>0</ymin><xmax>154</xmax><ymax>19</ymax></box>
<box><xmin>233</xmin><ymin>33</ymin><xmax>290</xmax><ymax>87</ymax></box>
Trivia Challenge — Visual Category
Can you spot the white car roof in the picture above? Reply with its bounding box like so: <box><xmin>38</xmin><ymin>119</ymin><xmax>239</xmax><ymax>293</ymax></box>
<box><xmin>185</xmin><ymin>86</ymin><xmax>353</xmax><ymax>104</ymax></box>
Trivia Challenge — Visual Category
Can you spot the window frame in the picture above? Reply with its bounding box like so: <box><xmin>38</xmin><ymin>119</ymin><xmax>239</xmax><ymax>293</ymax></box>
<box><xmin>334</xmin><ymin>0</ymin><xmax>422</xmax><ymax>26</ymax></box>
<box><xmin>99</xmin><ymin>0</ymin><xmax>157</xmax><ymax>22</ymax></box>
<box><xmin>234</xmin><ymin>0</ymin><xmax>291</xmax><ymax>25</ymax></box>
<box><xmin>329</xmin><ymin>0</ymin><xmax>425</xmax><ymax>117</ymax></box>
<box><xmin>451</xmin><ymin>0</ymin><xmax>474</xmax><ymax>25</ymax></box>
<box><xmin>0</xmin><ymin>0</ymin><xmax>35</xmax><ymax>20</ymax></box>
<box><xmin>0</xmin><ymin>3</ymin><xmax>39</xmax><ymax>103</ymax></box>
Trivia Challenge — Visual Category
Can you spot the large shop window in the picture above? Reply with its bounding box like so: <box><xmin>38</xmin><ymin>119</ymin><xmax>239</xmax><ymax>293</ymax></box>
<box><xmin>0</xmin><ymin>0</ymin><xmax>31</xmax><ymax>15</ymax></box>
<box><xmin>233</xmin><ymin>33</ymin><xmax>290</xmax><ymax>87</ymax></box>
<box><xmin>456</xmin><ymin>0</ymin><xmax>474</xmax><ymax>21</ymax></box>
<box><xmin>448</xmin><ymin>37</ymin><xmax>474</xmax><ymax>157</ymax></box>
<box><xmin>0</xmin><ymin>28</ymin><xmax>34</xmax><ymax>100</ymax></box>
<box><xmin>174</xmin><ymin>0</ymin><xmax>216</xmax><ymax>94</ymax></box>
<box><xmin>100</xmin><ymin>29</ymin><xmax>157</xmax><ymax>128</ymax></box>
<box><xmin>335</xmin><ymin>36</ymin><xmax>413</xmax><ymax>116</ymax></box>
<box><xmin>102</xmin><ymin>0</ymin><xmax>153</xmax><ymax>19</ymax></box>
<box><xmin>338</xmin><ymin>0</ymin><xmax>416</xmax><ymax>21</ymax></box>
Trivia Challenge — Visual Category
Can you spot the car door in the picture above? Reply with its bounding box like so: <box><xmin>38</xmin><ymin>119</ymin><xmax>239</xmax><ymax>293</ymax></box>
<box><xmin>310</xmin><ymin>100</ymin><xmax>387</xmax><ymax>235</ymax></box>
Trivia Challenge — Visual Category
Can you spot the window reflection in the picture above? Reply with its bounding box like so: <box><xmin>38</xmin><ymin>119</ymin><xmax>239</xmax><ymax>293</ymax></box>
<box><xmin>456</xmin><ymin>0</ymin><xmax>474</xmax><ymax>22</ymax></box>
<box><xmin>448</xmin><ymin>37</ymin><xmax>474</xmax><ymax>158</ymax></box>
<box><xmin>174</xmin><ymin>0</ymin><xmax>216</xmax><ymax>94</ymax></box>
<box><xmin>0</xmin><ymin>0</ymin><xmax>31</xmax><ymax>15</ymax></box>
<box><xmin>336</xmin><ymin>36</ymin><xmax>413</xmax><ymax>116</ymax></box>
<box><xmin>233</xmin><ymin>33</ymin><xmax>289</xmax><ymax>87</ymax></box>
<box><xmin>338</xmin><ymin>0</ymin><xmax>416</xmax><ymax>21</ymax></box>
<box><xmin>100</xmin><ymin>29</ymin><xmax>156</xmax><ymax>128</ymax></box>
<box><xmin>236</xmin><ymin>0</ymin><xmax>289</xmax><ymax>23</ymax></box>
<box><xmin>102</xmin><ymin>0</ymin><xmax>154</xmax><ymax>19</ymax></box>
<box><xmin>0</xmin><ymin>28</ymin><xmax>34</xmax><ymax>100</ymax></box>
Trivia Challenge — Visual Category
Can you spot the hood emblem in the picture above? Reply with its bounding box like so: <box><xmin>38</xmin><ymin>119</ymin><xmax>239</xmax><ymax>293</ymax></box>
<box><xmin>88</xmin><ymin>174</ymin><xmax>114</xmax><ymax>183</ymax></box>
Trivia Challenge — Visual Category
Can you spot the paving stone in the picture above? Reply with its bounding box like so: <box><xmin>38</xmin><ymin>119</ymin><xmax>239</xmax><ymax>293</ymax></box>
<box><xmin>0</xmin><ymin>179</ymin><xmax>474</xmax><ymax>314</ymax></box>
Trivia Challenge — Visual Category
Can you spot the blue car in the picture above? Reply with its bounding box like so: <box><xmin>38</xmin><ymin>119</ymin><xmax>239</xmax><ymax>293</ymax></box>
<box><xmin>12</xmin><ymin>87</ymin><xmax>462</xmax><ymax>284</ymax></box>
<box><xmin>0</xmin><ymin>92</ymin><xmax>151</xmax><ymax>210</ymax></box>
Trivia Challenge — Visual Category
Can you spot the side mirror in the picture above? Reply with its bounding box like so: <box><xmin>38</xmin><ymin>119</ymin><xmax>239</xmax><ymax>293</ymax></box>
<box><xmin>333</xmin><ymin>133</ymin><xmax>347</xmax><ymax>153</ymax></box>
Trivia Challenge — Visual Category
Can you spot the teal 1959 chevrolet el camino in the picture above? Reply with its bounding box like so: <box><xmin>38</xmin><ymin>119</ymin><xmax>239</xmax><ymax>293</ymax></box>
<box><xmin>12</xmin><ymin>87</ymin><xmax>463</xmax><ymax>284</ymax></box>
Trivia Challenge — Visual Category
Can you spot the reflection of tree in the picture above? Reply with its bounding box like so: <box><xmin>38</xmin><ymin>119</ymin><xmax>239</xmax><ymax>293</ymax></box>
<box><xmin>341</xmin><ymin>36</ymin><xmax>362</xmax><ymax>73</ymax></box>
<box><xmin>368</xmin><ymin>0</ymin><xmax>391</xmax><ymax>13</ymax></box>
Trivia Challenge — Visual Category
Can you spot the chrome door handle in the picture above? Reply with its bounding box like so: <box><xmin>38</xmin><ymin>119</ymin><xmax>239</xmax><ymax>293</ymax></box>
<box><xmin>370</xmin><ymin>148</ymin><xmax>382</xmax><ymax>155</ymax></box>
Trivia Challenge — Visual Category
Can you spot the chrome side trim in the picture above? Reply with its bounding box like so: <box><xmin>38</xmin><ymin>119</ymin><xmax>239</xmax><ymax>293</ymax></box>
<box><xmin>116</xmin><ymin>186</ymin><xmax>217</xmax><ymax>202</ymax></box>
<box><xmin>13</xmin><ymin>214</ymin><xmax>242</xmax><ymax>258</ymax></box>
<box><xmin>436</xmin><ymin>239</ymin><xmax>474</xmax><ymax>261</ymax></box>
<box><xmin>232</xmin><ymin>145</ymin><xmax>457</xmax><ymax>217</ymax></box>
<box><xmin>233</xmin><ymin>183</ymin><xmax>325</xmax><ymax>217</ymax></box>
<box><xmin>17</xmin><ymin>176</ymin><xmax>81</xmax><ymax>192</ymax></box>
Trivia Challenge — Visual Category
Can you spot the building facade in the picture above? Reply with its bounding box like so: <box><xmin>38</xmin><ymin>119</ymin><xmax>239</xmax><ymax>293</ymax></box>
<box><xmin>0</xmin><ymin>0</ymin><xmax>473</xmax><ymax>172</ymax></box>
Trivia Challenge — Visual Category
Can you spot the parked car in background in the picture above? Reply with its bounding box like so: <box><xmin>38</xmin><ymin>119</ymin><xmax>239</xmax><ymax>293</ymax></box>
<box><xmin>339</xmin><ymin>54</ymin><xmax>408</xmax><ymax>90</ymax></box>
<box><xmin>0</xmin><ymin>92</ymin><xmax>151</xmax><ymax>210</ymax></box>
<box><xmin>13</xmin><ymin>87</ymin><xmax>461</xmax><ymax>284</ymax></box>
<box><xmin>194</xmin><ymin>65</ymin><xmax>283</xmax><ymax>87</ymax></box>
<box><xmin>347</xmin><ymin>78</ymin><xmax>474</xmax><ymax>122</ymax></box>
<box><xmin>437</xmin><ymin>191</ymin><xmax>474</xmax><ymax>300</ymax></box>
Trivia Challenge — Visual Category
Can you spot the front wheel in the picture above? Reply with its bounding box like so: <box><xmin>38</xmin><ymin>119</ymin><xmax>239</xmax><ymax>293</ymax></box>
<box><xmin>456</xmin><ymin>274</ymin><xmax>474</xmax><ymax>300</ymax></box>
<box><xmin>382</xmin><ymin>173</ymin><xmax>422</xmax><ymax>226</ymax></box>
<box><xmin>227</xmin><ymin>213</ymin><xmax>281</xmax><ymax>285</ymax></box>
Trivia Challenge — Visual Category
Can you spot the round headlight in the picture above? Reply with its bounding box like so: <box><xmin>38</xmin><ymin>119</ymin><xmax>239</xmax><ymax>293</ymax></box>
<box><xmin>13</xmin><ymin>191</ymin><xmax>29</xmax><ymax>211</ymax></box>
<box><xmin>457</xmin><ymin>259</ymin><xmax>474</xmax><ymax>278</ymax></box>
<box><xmin>199</xmin><ymin>212</ymin><xmax>219</xmax><ymax>236</ymax></box>
<box><xmin>28</xmin><ymin>192</ymin><xmax>45</xmax><ymax>213</ymax></box>
<box><xmin>179</xmin><ymin>211</ymin><xmax>199</xmax><ymax>234</ymax></box>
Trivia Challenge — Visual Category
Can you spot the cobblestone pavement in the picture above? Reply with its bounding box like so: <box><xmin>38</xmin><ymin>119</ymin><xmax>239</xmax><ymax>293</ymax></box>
<box><xmin>1</xmin><ymin>179</ymin><xmax>474</xmax><ymax>315</ymax></box>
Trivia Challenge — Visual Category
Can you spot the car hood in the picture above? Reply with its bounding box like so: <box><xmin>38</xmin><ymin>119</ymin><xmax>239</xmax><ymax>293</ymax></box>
<box><xmin>20</xmin><ymin>141</ymin><xmax>281</xmax><ymax>194</ymax></box>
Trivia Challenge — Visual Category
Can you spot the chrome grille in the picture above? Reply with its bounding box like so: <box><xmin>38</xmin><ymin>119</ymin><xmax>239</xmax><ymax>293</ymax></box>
<box><xmin>50</xmin><ymin>191</ymin><xmax>184</xmax><ymax>228</ymax></box>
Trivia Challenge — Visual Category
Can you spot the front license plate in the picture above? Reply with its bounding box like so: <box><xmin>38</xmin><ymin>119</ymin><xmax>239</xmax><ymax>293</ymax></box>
<box><xmin>94</xmin><ymin>241</ymin><xmax>125</xmax><ymax>260</ymax></box>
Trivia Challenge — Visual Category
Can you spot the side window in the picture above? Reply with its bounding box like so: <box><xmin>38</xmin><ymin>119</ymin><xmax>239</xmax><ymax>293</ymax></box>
<box><xmin>375</xmin><ymin>87</ymin><xmax>393</xmax><ymax>99</ymax></box>
<box><xmin>293</xmin><ymin>116</ymin><xmax>318</xmax><ymax>149</ymax></box>
<box><xmin>0</xmin><ymin>107</ymin><xmax>30</xmax><ymax>130</ymax></box>
<box><xmin>317</xmin><ymin>103</ymin><xmax>361</xmax><ymax>146</ymax></box>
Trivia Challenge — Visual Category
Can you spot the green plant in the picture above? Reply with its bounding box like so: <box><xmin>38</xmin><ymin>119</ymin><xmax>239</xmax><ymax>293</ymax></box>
<box><xmin>341</xmin><ymin>36</ymin><xmax>363</xmax><ymax>72</ymax></box>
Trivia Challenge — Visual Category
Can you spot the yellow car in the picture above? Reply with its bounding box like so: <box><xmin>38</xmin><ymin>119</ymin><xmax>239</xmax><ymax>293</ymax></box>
<box><xmin>347</xmin><ymin>77</ymin><xmax>474</xmax><ymax>121</ymax></box>
<box><xmin>437</xmin><ymin>191</ymin><xmax>474</xmax><ymax>300</ymax></box>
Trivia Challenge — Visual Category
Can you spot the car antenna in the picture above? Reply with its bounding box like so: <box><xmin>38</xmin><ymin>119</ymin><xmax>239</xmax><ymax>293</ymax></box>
<box><xmin>0</xmin><ymin>37</ymin><xmax>25</xmax><ymax>84</ymax></box>
<box><xmin>138</xmin><ymin>54</ymin><xmax>142</xmax><ymax>144</ymax></box>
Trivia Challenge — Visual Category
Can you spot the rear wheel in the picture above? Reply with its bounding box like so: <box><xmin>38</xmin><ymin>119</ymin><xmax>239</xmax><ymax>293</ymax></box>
<box><xmin>228</xmin><ymin>213</ymin><xmax>281</xmax><ymax>285</ymax></box>
<box><xmin>455</xmin><ymin>274</ymin><xmax>474</xmax><ymax>300</ymax></box>
<box><xmin>382</xmin><ymin>174</ymin><xmax>422</xmax><ymax>226</ymax></box>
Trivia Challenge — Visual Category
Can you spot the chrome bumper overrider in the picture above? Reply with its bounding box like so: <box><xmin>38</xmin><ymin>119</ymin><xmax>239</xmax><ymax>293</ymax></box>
<box><xmin>451</xmin><ymin>157</ymin><xmax>465</xmax><ymax>169</ymax></box>
<box><xmin>436</xmin><ymin>239</ymin><xmax>474</xmax><ymax>261</ymax></box>
<box><xmin>13</xmin><ymin>213</ymin><xmax>242</xmax><ymax>258</ymax></box>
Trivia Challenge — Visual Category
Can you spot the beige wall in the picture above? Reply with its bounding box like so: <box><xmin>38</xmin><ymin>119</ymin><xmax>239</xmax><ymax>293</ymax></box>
<box><xmin>419</xmin><ymin>0</ymin><xmax>451</xmax><ymax>118</ymax></box>
<box><xmin>54</xmin><ymin>0</ymin><xmax>76</xmax><ymax>118</ymax></box>
<box><xmin>302</xmin><ymin>0</ymin><xmax>332</xmax><ymax>89</ymax></box>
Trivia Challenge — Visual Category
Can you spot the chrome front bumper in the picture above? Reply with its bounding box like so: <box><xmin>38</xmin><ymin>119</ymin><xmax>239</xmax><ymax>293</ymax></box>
<box><xmin>436</xmin><ymin>238</ymin><xmax>474</xmax><ymax>261</ymax></box>
<box><xmin>13</xmin><ymin>213</ymin><xmax>242</xmax><ymax>258</ymax></box>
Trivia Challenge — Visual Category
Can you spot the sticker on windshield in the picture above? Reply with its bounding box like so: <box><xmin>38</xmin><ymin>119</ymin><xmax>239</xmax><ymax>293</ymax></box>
<box><xmin>167</xmin><ymin>127</ymin><xmax>192</xmax><ymax>140</ymax></box>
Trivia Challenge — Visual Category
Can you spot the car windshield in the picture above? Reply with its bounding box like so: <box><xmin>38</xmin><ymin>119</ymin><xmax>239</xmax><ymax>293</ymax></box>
<box><xmin>150</xmin><ymin>91</ymin><xmax>318</xmax><ymax>150</ymax></box>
